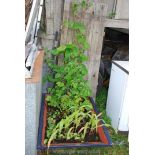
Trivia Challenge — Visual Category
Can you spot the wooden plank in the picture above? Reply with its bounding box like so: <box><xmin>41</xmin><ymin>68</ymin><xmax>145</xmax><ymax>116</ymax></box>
<box><xmin>60</xmin><ymin>0</ymin><xmax>107</xmax><ymax>98</ymax></box>
<box><xmin>46</xmin><ymin>18</ymin><xmax>54</xmax><ymax>35</ymax></box>
<box><xmin>41</xmin><ymin>0</ymin><xmax>64</xmax><ymax>49</ymax></box>
<box><xmin>45</xmin><ymin>0</ymin><xmax>52</xmax><ymax>19</ymax></box>
<box><xmin>58</xmin><ymin>0</ymin><xmax>75</xmax><ymax>65</ymax></box>
<box><xmin>87</xmin><ymin>20</ymin><xmax>105</xmax><ymax>97</ymax></box>
<box><xmin>101</xmin><ymin>0</ymin><xmax>115</xmax><ymax>16</ymax></box>
<box><xmin>54</xmin><ymin>0</ymin><xmax>64</xmax><ymax>32</ymax></box>
<box><xmin>104</xmin><ymin>19</ymin><xmax>129</xmax><ymax>29</ymax></box>
<box><xmin>115</xmin><ymin>0</ymin><xmax>129</xmax><ymax>19</ymax></box>
<box><xmin>60</xmin><ymin>0</ymin><xmax>107</xmax><ymax>44</ymax></box>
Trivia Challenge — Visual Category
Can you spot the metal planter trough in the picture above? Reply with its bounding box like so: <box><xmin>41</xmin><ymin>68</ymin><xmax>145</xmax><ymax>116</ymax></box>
<box><xmin>37</xmin><ymin>94</ymin><xmax>112</xmax><ymax>150</ymax></box>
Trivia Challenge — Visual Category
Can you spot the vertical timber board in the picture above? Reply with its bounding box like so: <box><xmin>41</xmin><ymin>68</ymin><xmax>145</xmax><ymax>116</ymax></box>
<box><xmin>101</xmin><ymin>0</ymin><xmax>115</xmax><ymax>16</ymax></box>
<box><xmin>60</xmin><ymin>0</ymin><xmax>107</xmax><ymax>98</ymax></box>
<box><xmin>59</xmin><ymin>0</ymin><xmax>74</xmax><ymax>64</ymax></box>
<box><xmin>45</xmin><ymin>0</ymin><xmax>54</xmax><ymax>35</ymax></box>
<box><xmin>53</xmin><ymin>0</ymin><xmax>65</xmax><ymax>34</ymax></box>
<box><xmin>46</xmin><ymin>0</ymin><xmax>64</xmax><ymax>34</ymax></box>
<box><xmin>87</xmin><ymin>20</ymin><xmax>105</xmax><ymax>98</ymax></box>
<box><xmin>45</xmin><ymin>0</ymin><xmax>52</xmax><ymax>19</ymax></box>
<box><xmin>41</xmin><ymin>0</ymin><xmax>64</xmax><ymax>94</ymax></box>
<box><xmin>60</xmin><ymin>0</ymin><xmax>74</xmax><ymax>45</ymax></box>
<box><xmin>115</xmin><ymin>0</ymin><xmax>129</xmax><ymax>19</ymax></box>
<box><xmin>60</xmin><ymin>0</ymin><xmax>107</xmax><ymax>44</ymax></box>
<box><xmin>42</xmin><ymin>0</ymin><xmax>64</xmax><ymax>49</ymax></box>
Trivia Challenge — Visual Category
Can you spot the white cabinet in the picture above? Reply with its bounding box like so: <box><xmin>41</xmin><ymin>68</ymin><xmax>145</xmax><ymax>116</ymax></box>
<box><xmin>106</xmin><ymin>61</ymin><xmax>129</xmax><ymax>131</ymax></box>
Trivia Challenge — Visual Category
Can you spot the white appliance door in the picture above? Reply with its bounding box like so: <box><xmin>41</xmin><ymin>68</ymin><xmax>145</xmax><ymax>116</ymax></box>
<box><xmin>106</xmin><ymin>63</ymin><xmax>128</xmax><ymax>130</ymax></box>
<box><xmin>118</xmin><ymin>80</ymin><xmax>129</xmax><ymax>131</ymax></box>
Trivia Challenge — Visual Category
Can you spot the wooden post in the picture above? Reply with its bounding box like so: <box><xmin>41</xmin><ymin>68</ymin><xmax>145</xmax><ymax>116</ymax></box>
<box><xmin>60</xmin><ymin>0</ymin><xmax>107</xmax><ymax>98</ymax></box>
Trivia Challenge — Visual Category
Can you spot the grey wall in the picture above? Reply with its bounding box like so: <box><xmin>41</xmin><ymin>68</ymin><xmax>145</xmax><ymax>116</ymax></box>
<box><xmin>25</xmin><ymin>81</ymin><xmax>42</xmax><ymax>155</ymax></box>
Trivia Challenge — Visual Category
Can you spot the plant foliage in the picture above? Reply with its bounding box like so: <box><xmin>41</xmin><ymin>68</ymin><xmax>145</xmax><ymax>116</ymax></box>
<box><xmin>44</xmin><ymin>0</ymin><xmax>105</xmax><ymax>147</ymax></box>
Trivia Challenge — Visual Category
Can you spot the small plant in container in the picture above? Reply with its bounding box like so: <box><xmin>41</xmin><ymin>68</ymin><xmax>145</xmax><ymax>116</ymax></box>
<box><xmin>38</xmin><ymin>0</ymin><xmax>112</xmax><ymax>151</ymax></box>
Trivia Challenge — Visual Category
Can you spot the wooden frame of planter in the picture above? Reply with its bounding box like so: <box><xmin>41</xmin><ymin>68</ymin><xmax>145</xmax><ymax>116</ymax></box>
<box><xmin>37</xmin><ymin>94</ymin><xmax>112</xmax><ymax>150</ymax></box>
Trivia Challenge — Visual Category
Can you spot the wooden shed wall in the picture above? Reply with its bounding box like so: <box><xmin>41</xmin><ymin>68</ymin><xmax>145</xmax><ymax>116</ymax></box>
<box><xmin>39</xmin><ymin>0</ymin><xmax>129</xmax><ymax>98</ymax></box>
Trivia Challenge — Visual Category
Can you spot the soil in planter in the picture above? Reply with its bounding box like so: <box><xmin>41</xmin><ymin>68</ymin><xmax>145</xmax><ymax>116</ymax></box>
<box><xmin>45</xmin><ymin>106</ymin><xmax>101</xmax><ymax>144</ymax></box>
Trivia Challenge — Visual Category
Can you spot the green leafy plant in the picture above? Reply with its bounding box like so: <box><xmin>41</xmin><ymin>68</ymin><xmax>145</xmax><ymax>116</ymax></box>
<box><xmin>44</xmin><ymin>0</ymin><xmax>105</xmax><ymax>147</ymax></box>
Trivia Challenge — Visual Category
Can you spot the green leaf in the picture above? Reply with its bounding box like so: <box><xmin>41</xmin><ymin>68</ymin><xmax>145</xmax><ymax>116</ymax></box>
<box><xmin>81</xmin><ymin>0</ymin><xmax>87</xmax><ymax>8</ymax></box>
<box><xmin>79</xmin><ymin>26</ymin><xmax>85</xmax><ymax>34</ymax></box>
<box><xmin>47</xmin><ymin>130</ymin><xmax>52</xmax><ymax>138</ymax></box>
<box><xmin>55</xmin><ymin>73</ymin><xmax>61</xmax><ymax>78</ymax></box>
<box><xmin>44</xmin><ymin>139</ymin><xmax>48</xmax><ymax>144</ymax></box>
<box><xmin>51</xmin><ymin>49</ymin><xmax>58</xmax><ymax>55</ymax></box>
<box><xmin>67</xmin><ymin>127</ymin><xmax>74</xmax><ymax>140</ymax></box>
<box><xmin>59</xmin><ymin>120</ymin><xmax>64</xmax><ymax>133</ymax></box>
<box><xmin>56</xmin><ymin>82</ymin><xmax>65</xmax><ymax>87</ymax></box>
<box><xmin>57</xmin><ymin>45</ymin><xmax>66</xmax><ymax>52</ymax></box>
<box><xmin>46</xmin><ymin>96</ymin><xmax>51</xmax><ymax>102</ymax></box>
<box><xmin>83</xmin><ymin>41</ymin><xmax>89</xmax><ymax>50</ymax></box>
